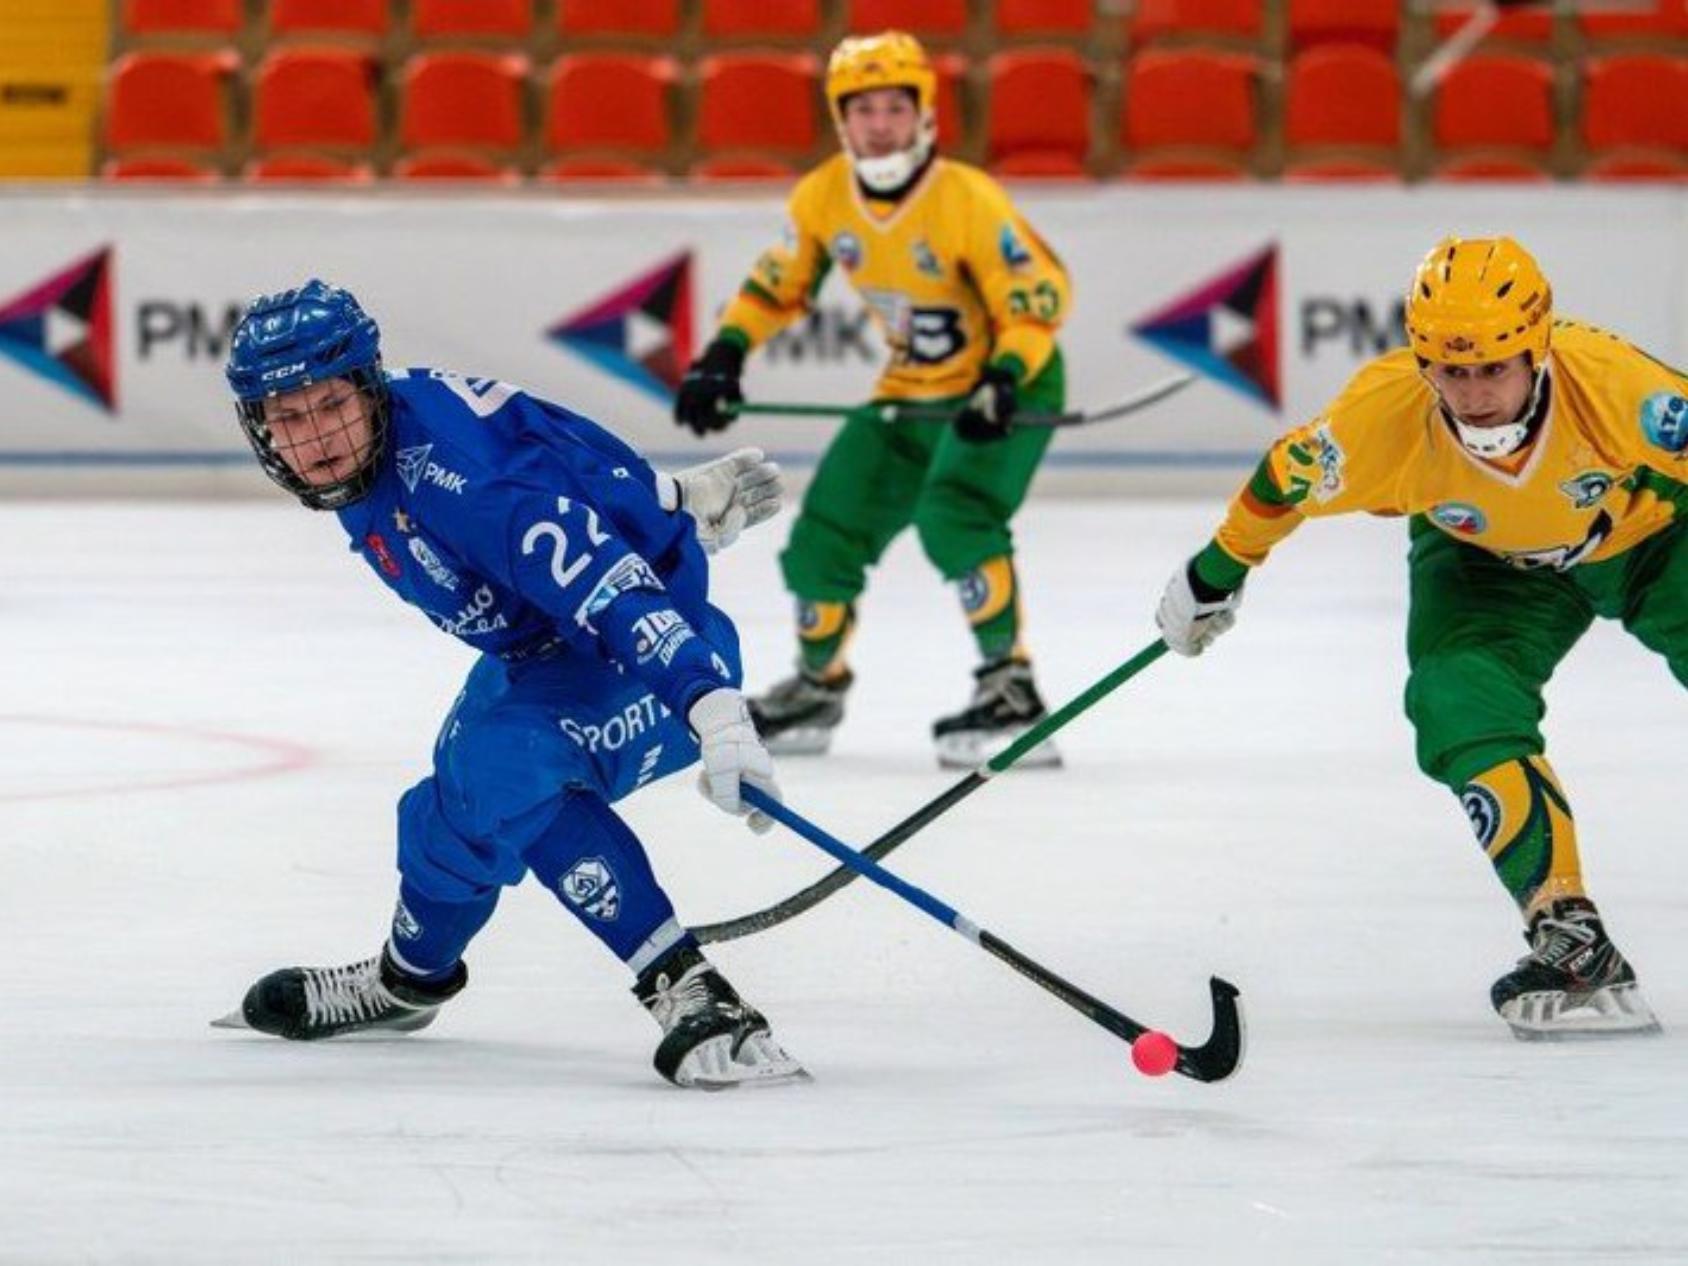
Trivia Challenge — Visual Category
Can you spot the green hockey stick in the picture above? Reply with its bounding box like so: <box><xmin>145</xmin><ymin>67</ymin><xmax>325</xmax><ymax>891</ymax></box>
<box><xmin>729</xmin><ymin>372</ymin><xmax>1194</xmax><ymax>430</ymax></box>
<box><xmin>693</xmin><ymin>638</ymin><xmax>1172</xmax><ymax>944</ymax></box>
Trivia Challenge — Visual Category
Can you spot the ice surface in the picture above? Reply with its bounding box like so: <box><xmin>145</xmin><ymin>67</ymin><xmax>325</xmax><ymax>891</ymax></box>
<box><xmin>0</xmin><ymin>500</ymin><xmax>1682</xmax><ymax>1264</ymax></box>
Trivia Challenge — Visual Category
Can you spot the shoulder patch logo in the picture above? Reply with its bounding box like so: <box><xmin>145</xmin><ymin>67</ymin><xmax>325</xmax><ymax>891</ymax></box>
<box><xmin>830</xmin><ymin>231</ymin><xmax>863</xmax><ymax>272</ymax></box>
<box><xmin>1558</xmin><ymin>470</ymin><xmax>1614</xmax><ymax>510</ymax></box>
<box><xmin>397</xmin><ymin>444</ymin><xmax>432</xmax><ymax>492</ymax></box>
<box><xmin>998</xmin><ymin>223</ymin><xmax>1032</xmax><ymax>269</ymax></box>
<box><xmin>1285</xmin><ymin>423</ymin><xmax>1345</xmax><ymax>503</ymax></box>
<box><xmin>1640</xmin><ymin>391</ymin><xmax>1688</xmax><ymax>454</ymax></box>
<box><xmin>1430</xmin><ymin>501</ymin><xmax>1487</xmax><ymax>536</ymax></box>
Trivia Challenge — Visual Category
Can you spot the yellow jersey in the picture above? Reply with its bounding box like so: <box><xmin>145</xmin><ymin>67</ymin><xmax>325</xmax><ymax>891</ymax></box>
<box><xmin>715</xmin><ymin>154</ymin><xmax>1070</xmax><ymax>401</ymax></box>
<box><xmin>1206</xmin><ymin>320</ymin><xmax>1688</xmax><ymax>580</ymax></box>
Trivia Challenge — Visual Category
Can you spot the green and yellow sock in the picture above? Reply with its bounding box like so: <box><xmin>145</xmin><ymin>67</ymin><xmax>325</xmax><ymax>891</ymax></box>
<box><xmin>795</xmin><ymin>599</ymin><xmax>855</xmax><ymax>679</ymax></box>
<box><xmin>1460</xmin><ymin>755</ymin><xmax>1584</xmax><ymax>920</ymax></box>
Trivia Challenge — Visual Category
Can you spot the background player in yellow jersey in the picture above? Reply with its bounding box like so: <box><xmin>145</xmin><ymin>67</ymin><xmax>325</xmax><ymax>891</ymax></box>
<box><xmin>673</xmin><ymin>31</ymin><xmax>1070</xmax><ymax>768</ymax></box>
<box><xmin>1156</xmin><ymin>236</ymin><xmax>1686</xmax><ymax>1041</ymax></box>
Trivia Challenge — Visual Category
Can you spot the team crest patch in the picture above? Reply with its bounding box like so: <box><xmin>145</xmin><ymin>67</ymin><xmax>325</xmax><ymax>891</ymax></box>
<box><xmin>1640</xmin><ymin>391</ymin><xmax>1688</xmax><ymax>454</ymax></box>
<box><xmin>958</xmin><ymin>568</ymin><xmax>990</xmax><ymax>614</ymax></box>
<box><xmin>1285</xmin><ymin>424</ymin><xmax>1346</xmax><ymax>503</ymax></box>
<box><xmin>911</xmin><ymin>238</ymin><xmax>943</xmax><ymax>278</ymax></box>
<box><xmin>830</xmin><ymin>231</ymin><xmax>863</xmax><ymax>272</ymax></box>
<box><xmin>1430</xmin><ymin>501</ymin><xmax>1487</xmax><ymax>535</ymax></box>
<box><xmin>560</xmin><ymin>858</ymin><xmax>620</xmax><ymax>921</ymax></box>
<box><xmin>392</xmin><ymin>897</ymin><xmax>422</xmax><ymax>940</ymax></box>
<box><xmin>1558</xmin><ymin>470</ymin><xmax>1614</xmax><ymax>510</ymax></box>
<box><xmin>397</xmin><ymin>444</ymin><xmax>433</xmax><ymax>492</ymax></box>
<box><xmin>998</xmin><ymin>223</ymin><xmax>1032</xmax><ymax>269</ymax></box>
<box><xmin>1460</xmin><ymin>785</ymin><xmax>1502</xmax><ymax>851</ymax></box>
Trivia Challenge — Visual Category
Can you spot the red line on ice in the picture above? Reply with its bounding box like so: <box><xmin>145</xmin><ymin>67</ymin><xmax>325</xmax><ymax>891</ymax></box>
<box><xmin>0</xmin><ymin>714</ymin><xmax>318</xmax><ymax>803</ymax></box>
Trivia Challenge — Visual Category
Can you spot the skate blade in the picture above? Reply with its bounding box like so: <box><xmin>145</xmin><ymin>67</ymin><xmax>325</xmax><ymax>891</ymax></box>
<box><xmin>673</xmin><ymin>1033</ymin><xmax>811</xmax><ymax>1090</ymax></box>
<box><xmin>209</xmin><ymin>1008</ymin><xmax>251</xmax><ymax>1030</ymax></box>
<box><xmin>764</xmin><ymin>728</ymin><xmax>834</xmax><ymax>757</ymax></box>
<box><xmin>1499</xmin><ymin>982</ymin><xmax>1664</xmax><ymax>1042</ymax></box>
<box><xmin>934</xmin><ymin>730</ymin><xmax>1062</xmax><ymax>771</ymax></box>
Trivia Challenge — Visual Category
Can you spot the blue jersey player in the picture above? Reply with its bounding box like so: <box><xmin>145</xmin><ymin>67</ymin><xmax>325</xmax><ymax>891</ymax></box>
<box><xmin>215</xmin><ymin>280</ymin><xmax>805</xmax><ymax>1089</ymax></box>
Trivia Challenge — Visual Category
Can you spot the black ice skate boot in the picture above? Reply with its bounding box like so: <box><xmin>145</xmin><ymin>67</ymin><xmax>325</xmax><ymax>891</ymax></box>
<box><xmin>634</xmin><ymin>943</ymin><xmax>807</xmax><ymax>1089</ymax></box>
<box><xmin>1490</xmin><ymin>897</ymin><xmax>1661</xmax><ymax>1040</ymax></box>
<box><xmin>214</xmin><ymin>946</ymin><xmax>466</xmax><ymax>1040</ymax></box>
<box><xmin>747</xmin><ymin>667</ymin><xmax>853</xmax><ymax>756</ymax></box>
<box><xmin>932</xmin><ymin>656</ymin><xmax>1061</xmax><ymax>770</ymax></box>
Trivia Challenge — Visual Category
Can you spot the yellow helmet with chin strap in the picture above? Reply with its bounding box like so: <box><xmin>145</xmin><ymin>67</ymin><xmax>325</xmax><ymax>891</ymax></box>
<box><xmin>1406</xmin><ymin>236</ymin><xmax>1553</xmax><ymax>366</ymax></box>
<box><xmin>825</xmin><ymin>31</ymin><xmax>938</xmax><ymax>191</ymax></box>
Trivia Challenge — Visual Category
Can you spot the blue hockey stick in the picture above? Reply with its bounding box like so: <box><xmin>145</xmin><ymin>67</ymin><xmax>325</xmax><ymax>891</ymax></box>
<box><xmin>741</xmin><ymin>785</ymin><xmax>1245</xmax><ymax>1083</ymax></box>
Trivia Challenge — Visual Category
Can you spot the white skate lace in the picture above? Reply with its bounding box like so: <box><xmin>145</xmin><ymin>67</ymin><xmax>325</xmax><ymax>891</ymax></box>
<box><xmin>1526</xmin><ymin>915</ymin><xmax>1597</xmax><ymax>969</ymax></box>
<box><xmin>647</xmin><ymin>963</ymin><xmax>742</xmax><ymax>1032</ymax></box>
<box><xmin>302</xmin><ymin>958</ymin><xmax>403</xmax><ymax>1027</ymax></box>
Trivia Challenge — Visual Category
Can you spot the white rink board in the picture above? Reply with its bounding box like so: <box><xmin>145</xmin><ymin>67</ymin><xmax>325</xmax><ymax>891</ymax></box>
<box><xmin>0</xmin><ymin>185</ymin><xmax>1685</xmax><ymax>497</ymax></box>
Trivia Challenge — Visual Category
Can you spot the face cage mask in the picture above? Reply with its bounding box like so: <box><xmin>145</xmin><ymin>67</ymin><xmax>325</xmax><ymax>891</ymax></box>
<box><xmin>1438</xmin><ymin>361</ymin><xmax>1549</xmax><ymax>459</ymax></box>
<box><xmin>236</xmin><ymin>366</ymin><xmax>390</xmax><ymax>511</ymax></box>
<box><xmin>842</xmin><ymin>102</ymin><xmax>936</xmax><ymax>195</ymax></box>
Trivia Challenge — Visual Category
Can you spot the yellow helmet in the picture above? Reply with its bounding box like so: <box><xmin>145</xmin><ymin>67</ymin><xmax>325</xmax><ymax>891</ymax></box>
<box><xmin>825</xmin><ymin>31</ymin><xmax>938</xmax><ymax>191</ymax></box>
<box><xmin>826</xmin><ymin>31</ymin><xmax>937</xmax><ymax>127</ymax></box>
<box><xmin>1406</xmin><ymin>236</ymin><xmax>1553</xmax><ymax>365</ymax></box>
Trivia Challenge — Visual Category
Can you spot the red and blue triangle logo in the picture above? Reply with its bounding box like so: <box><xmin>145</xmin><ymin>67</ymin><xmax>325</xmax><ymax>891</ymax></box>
<box><xmin>547</xmin><ymin>250</ymin><xmax>694</xmax><ymax>402</ymax></box>
<box><xmin>1130</xmin><ymin>244</ymin><xmax>1278</xmax><ymax>411</ymax></box>
<box><xmin>0</xmin><ymin>246</ymin><xmax>117</xmax><ymax>412</ymax></box>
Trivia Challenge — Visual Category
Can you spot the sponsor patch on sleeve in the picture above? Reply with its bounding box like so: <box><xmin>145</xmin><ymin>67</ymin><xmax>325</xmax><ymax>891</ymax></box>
<box><xmin>1640</xmin><ymin>391</ymin><xmax>1688</xmax><ymax>454</ymax></box>
<box><xmin>575</xmin><ymin>552</ymin><xmax>665</xmax><ymax>630</ymax></box>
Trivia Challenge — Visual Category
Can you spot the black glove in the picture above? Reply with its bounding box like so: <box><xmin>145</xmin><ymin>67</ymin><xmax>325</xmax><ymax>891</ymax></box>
<box><xmin>954</xmin><ymin>364</ymin><xmax>1018</xmax><ymax>444</ymax></box>
<box><xmin>674</xmin><ymin>339</ymin><xmax>746</xmax><ymax>437</ymax></box>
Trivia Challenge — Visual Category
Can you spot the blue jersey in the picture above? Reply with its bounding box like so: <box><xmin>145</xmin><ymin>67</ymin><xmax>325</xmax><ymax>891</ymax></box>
<box><xmin>334</xmin><ymin>368</ymin><xmax>734</xmax><ymax>725</ymax></box>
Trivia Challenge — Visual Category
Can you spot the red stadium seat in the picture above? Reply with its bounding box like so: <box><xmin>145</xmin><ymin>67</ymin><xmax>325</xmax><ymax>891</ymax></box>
<box><xmin>695</xmin><ymin>53</ymin><xmax>820</xmax><ymax>157</ymax></box>
<box><xmin>411</xmin><ymin>0</ymin><xmax>534</xmax><ymax>40</ymax></box>
<box><xmin>933</xmin><ymin>52</ymin><xmax>966</xmax><ymax>147</ymax></box>
<box><xmin>1287</xmin><ymin>0</ymin><xmax>1400</xmax><ymax>50</ymax></box>
<box><xmin>1284</xmin><ymin>44</ymin><xmax>1400</xmax><ymax>149</ymax></box>
<box><xmin>392</xmin><ymin>154</ymin><xmax>523</xmax><ymax>183</ymax></box>
<box><xmin>245</xmin><ymin>154</ymin><xmax>374</xmax><ymax>183</ymax></box>
<box><xmin>1121</xmin><ymin>49</ymin><xmax>1260</xmax><ymax>154</ymax></box>
<box><xmin>1432</xmin><ymin>4</ymin><xmax>1554</xmax><ymax>43</ymax></box>
<box><xmin>120</xmin><ymin>0</ymin><xmax>242</xmax><ymax>37</ymax></box>
<box><xmin>267</xmin><ymin>0</ymin><xmax>389</xmax><ymax>39</ymax></box>
<box><xmin>556</xmin><ymin>0</ymin><xmax>680</xmax><ymax>38</ymax></box>
<box><xmin>1582</xmin><ymin>55</ymin><xmax>1688</xmax><ymax>153</ymax></box>
<box><xmin>1431</xmin><ymin>155</ymin><xmax>1554</xmax><ymax>182</ymax></box>
<box><xmin>995</xmin><ymin>0</ymin><xmax>1093</xmax><ymax>36</ymax></box>
<box><xmin>1119</xmin><ymin>156</ymin><xmax>1250</xmax><ymax>180</ymax></box>
<box><xmin>1128</xmin><ymin>0</ymin><xmax>1261</xmax><ymax>43</ymax></box>
<box><xmin>846</xmin><ymin>0</ymin><xmax>968</xmax><ymax>38</ymax></box>
<box><xmin>1583</xmin><ymin>150</ymin><xmax>1688</xmax><ymax>181</ymax></box>
<box><xmin>104</xmin><ymin>49</ymin><xmax>237</xmax><ymax>153</ymax></box>
<box><xmin>252</xmin><ymin>47</ymin><xmax>378</xmax><ymax>151</ymax></box>
<box><xmin>1281</xmin><ymin>157</ymin><xmax>1401</xmax><ymax>182</ymax></box>
<box><xmin>544</xmin><ymin>55</ymin><xmax>676</xmax><ymax>155</ymax></box>
<box><xmin>703</xmin><ymin>0</ymin><xmax>823</xmax><ymax>39</ymax></box>
<box><xmin>1576</xmin><ymin>1</ymin><xmax>1688</xmax><ymax>40</ymax></box>
<box><xmin>539</xmin><ymin>157</ymin><xmax>667</xmax><ymax>184</ymax></box>
<box><xmin>991</xmin><ymin>152</ymin><xmax>1091</xmax><ymax>179</ymax></box>
<box><xmin>689</xmin><ymin>156</ymin><xmax>799</xmax><ymax>181</ymax></box>
<box><xmin>399</xmin><ymin>51</ymin><xmax>530</xmax><ymax>154</ymax></box>
<box><xmin>101</xmin><ymin>155</ymin><xmax>221</xmax><ymax>181</ymax></box>
<box><xmin>1432</xmin><ymin>53</ymin><xmax>1556</xmax><ymax>153</ymax></box>
<box><xmin>985</xmin><ymin>48</ymin><xmax>1090</xmax><ymax>170</ymax></box>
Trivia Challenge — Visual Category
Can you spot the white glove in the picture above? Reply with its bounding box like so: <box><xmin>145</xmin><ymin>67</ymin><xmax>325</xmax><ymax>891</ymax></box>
<box><xmin>1156</xmin><ymin>561</ymin><xmax>1244</xmax><ymax>657</ymax></box>
<box><xmin>687</xmin><ymin>687</ymin><xmax>781</xmax><ymax>834</ymax></box>
<box><xmin>672</xmin><ymin>448</ymin><xmax>782</xmax><ymax>553</ymax></box>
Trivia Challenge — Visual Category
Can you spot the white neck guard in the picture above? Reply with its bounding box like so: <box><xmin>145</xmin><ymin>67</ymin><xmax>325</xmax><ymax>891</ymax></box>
<box><xmin>848</xmin><ymin>120</ymin><xmax>936</xmax><ymax>194</ymax></box>
<box><xmin>1448</xmin><ymin>365</ymin><xmax>1549</xmax><ymax>459</ymax></box>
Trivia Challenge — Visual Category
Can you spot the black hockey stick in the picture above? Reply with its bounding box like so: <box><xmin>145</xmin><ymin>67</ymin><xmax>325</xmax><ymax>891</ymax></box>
<box><xmin>742</xmin><ymin>785</ymin><xmax>1245</xmax><ymax>1083</ymax></box>
<box><xmin>733</xmin><ymin>371</ymin><xmax>1196</xmax><ymax>429</ymax></box>
<box><xmin>694</xmin><ymin>639</ymin><xmax>1170</xmax><ymax>944</ymax></box>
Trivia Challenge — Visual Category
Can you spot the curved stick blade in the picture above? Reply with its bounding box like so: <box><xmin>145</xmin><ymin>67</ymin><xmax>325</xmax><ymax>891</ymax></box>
<box><xmin>1173</xmin><ymin>977</ymin><xmax>1246</xmax><ymax>1083</ymax></box>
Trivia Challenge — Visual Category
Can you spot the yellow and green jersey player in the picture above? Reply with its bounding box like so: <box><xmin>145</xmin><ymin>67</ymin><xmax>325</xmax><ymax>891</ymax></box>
<box><xmin>1157</xmin><ymin>235</ymin><xmax>1686</xmax><ymax>1040</ymax></box>
<box><xmin>674</xmin><ymin>31</ymin><xmax>1071</xmax><ymax>769</ymax></box>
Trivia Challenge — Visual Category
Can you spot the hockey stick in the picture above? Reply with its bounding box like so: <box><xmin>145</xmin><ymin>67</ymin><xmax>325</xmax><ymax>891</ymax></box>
<box><xmin>694</xmin><ymin>639</ymin><xmax>1171</xmax><ymax>944</ymax></box>
<box><xmin>732</xmin><ymin>371</ymin><xmax>1196</xmax><ymax>430</ymax></box>
<box><xmin>741</xmin><ymin>784</ymin><xmax>1245</xmax><ymax>1083</ymax></box>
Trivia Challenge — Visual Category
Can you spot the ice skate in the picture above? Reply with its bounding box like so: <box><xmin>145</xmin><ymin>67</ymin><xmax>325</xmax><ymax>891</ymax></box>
<box><xmin>212</xmin><ymin>946</ymin><xmax>466</xmax><ymax>1040</ymax></box>
<box><xmin>635</xmin><ymin>944</ymin><xmax>808</xmax><ymax>1089</ymax></box>
<box><xmin>932</xmin><ymin>657</ymin><xmax>1061</xmax><ymax>770</ymax></box>
<box><xmin>1491</xmin><ymin>898</ymin><xmax>1662</xmax><ymax>1041</ymax></box>
<box><xmin>748</xmin><ymin>667</ymin><xmax>852</xmax><ymax>756</ymax></box>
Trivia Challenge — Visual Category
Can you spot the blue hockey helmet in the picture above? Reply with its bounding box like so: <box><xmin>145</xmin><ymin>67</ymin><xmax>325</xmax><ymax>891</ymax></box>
<box><xmin>226</xmin><ymin>279</ymin><xmax>390</xmax><ymax>510</ymax></box>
